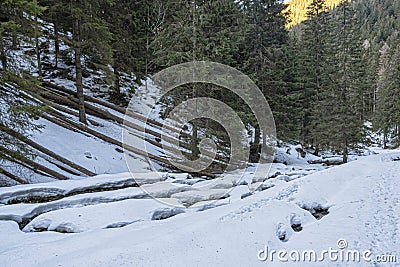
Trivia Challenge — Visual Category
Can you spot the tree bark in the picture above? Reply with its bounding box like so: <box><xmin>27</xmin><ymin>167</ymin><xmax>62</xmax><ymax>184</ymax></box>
<box><xmin>250</xmin><ymin>126</ymin><xmax>261</xmax><ymax>162</ymax></box>
<box><xmin>0</xmin><ymin>146</ymin><xmax>69</xmax><ymax>180</ymax></box>
<box><xmin>114</xmin><ymin>67</ymin><xmax>121</xmax><ymax>96</ymax></box>
<box><xmin>384</xmin><ymin>134</ymin><xmax>387</xmax><ymax>149</ymax></box>
<box><xmin>0</xmin><ymin>35</ymin><xmax>7</xmax><ymax>71</ymax></box>
<box><xmin>54</xmin><ymin>19</ymin><xmax>59</xmax><ymax>69</ymax></box>
<box><xmin>73</xmin><ymin>13</ymin><xmax>87</xmax><ymax>124</ymax></box>
<box><xmin>11</xmin><ymin>31</ymin><xmax>17</xmax><ymax>49</ymax></box>
<box><xmin>42</xmin><ymin>81</ymin><xmax>189</xmax><ymax>136</ymax></box>
<box><xmin>35</xmin><ymin>14</ymin><xmax>42</xmax><ymax>77</ymax></box>
<box><xmin>0</xmin><ymin>167</ymin><xmax>28</xmax><ymax>184</ymax></box>
<box><xmin>191</xmin><ymin>122</ymin><xmax>200</xmax><ymax>159</ymax></box>
<box><xmin>343</xmin><ymin>140</ymin><xmax>348</xmax><ymax>163</ymax></box>
<box><xmin>0</xmin><ymin>124</ymin><xmax>95</xmax><ymax>176</ymax></box>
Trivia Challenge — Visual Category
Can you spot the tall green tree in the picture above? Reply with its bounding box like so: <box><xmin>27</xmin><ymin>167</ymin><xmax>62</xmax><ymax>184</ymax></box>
<box><xmin>0</xmin><ymin>0</ymin><xmax>45</xmax><ymax>71</ymax></box>
<box><xmin>374</xmin><ymin>39</ymin><xmax>400</xmax><ymax>147</ymax></box>
<box><xmin>296</xmin><ymin>0</ymin><xmax>329</xmax><ymax>149</ymax></box>
<box><xmin>310</xmin><ymin>0</ymin><xmax>367</xmax><ymax>162</ymax></box>
<box><xmin>239</xmin><ymin>0</ymin><xmax>289</xmax><ymax>156</ymax></box>
<box><xmin>45</xmin><ymin>0</ymin><xmax>113</xmax><ymax>124</ymax></box>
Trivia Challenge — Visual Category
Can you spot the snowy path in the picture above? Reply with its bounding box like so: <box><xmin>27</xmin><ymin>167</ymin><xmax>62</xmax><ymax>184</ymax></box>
<box><xmin>364</xmin><ymin>155</ymin><xmax>400</xmax><ymax>262</ymax></box>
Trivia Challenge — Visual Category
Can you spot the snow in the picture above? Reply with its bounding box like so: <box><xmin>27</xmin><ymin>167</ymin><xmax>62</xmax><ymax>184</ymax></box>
<box><xmin>0</xmin><ymin>172</ymin><xmax>164</xmax><ymax>205</ymax></box>
<box><xmin>171</xmin><ymin>189</ymin><xmax>230</xmax><ymax>206</ymax></box>
<box><xmin>0</xmin><ymin>151</ymin><xmax>399</xmax><ymax>266</ymax></box>
<box><xmin>23</xmin><ymin>198</ymin><xmax>185</xmax><ymax>233</ymax></box>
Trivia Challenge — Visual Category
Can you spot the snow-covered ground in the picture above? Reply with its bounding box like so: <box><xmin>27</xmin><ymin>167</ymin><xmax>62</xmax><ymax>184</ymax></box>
<box><xmin>0</xmin><ymin>151</ymin><xmax>399</xmax><ymax>266</ymax></box>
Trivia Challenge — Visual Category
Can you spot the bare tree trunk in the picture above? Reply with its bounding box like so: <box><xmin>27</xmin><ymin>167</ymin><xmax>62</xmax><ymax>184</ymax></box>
<box><xmin>73</xmin><ymin>15</ymin><xmax>87</xmax><ymax>124</ymax></box>
<box><xmin>383</xmin><ymin>132</ymin><xmax>387</xmax><ymax>149</ymax></box>
<box><xmin>11</xmin><ymin>31</ymin><xmax>17</xmax><ymax>49</ymax></box>
<box><xmin>114</xmin><ymin>67</ymin><xmax>121</xmax><ymax>95</ymax></box>
<box><xmin>0</xmin><ymin>36</ymin><xmax>7</xmax><ymax>71</ymax></box>
<box><xmin>191</xmin><ymin>122</ymin><xmax>200</xmax><ymax>159</ymax></box>
<box><xmin>35</xmin><ymin>14</ymin><xmax>42</xmax><ymax>77</ymax></box>
<box><xmin>343</xmin><ymin>140</ymin><xmax>348</xmax><ymax>163</ymax></box>
<box><xmin>54</xmin><ymin>19</ymin><xmax>59</xmax><ymax>69</ymax></box>
<box><xmin>0</xmin><ymin>123</ymin><xmax>95</xmax><ymax>176</ymax></box>
<box><xmin>0</xmin><ymin>167</ymin><xmax>28</xmax><ymax>184</ymax></box>
<box><xmin>314</xmin><ymin>146</ymin><xmax>320</xmax><ymax>156</ymax></box>
<box><xmin>250</xmin><ymin>126</ymin><xmax>261</xmax><ymax>162</ymax></box>
<box><xmin>261</xmin><ymin>129</ymin><xmax>268</xmax><ymax>162</ymax></box>
<box><xmin>0</xmin><ymin>146</ymin><xmax>69</xmax><ymax>180</ymax></box>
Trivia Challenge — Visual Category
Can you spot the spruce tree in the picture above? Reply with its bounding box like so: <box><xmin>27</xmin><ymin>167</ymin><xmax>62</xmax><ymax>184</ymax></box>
<box><xmin>374</xmin><ymin>39</ymin><xmax>400</xmax><ymax>147</ymax></box>
<box><xmin>47</xmin><ymin>0</ymin><xmax>113</xmax><ymax>124</ymax></box>
<box><xmin>0</xmin><ymin>0</ymin><xmax>45</xmax><ymax>71</ymax></box>
<box><xmin>311</xmin><ymin>0</ymin><xmax>366</xmax><ymax>162</ymax></box>
<box><xmin>104</xmin><ymin>0</ymin><xmax>155</xmax><ymax>99</ymax></box>
<box><xmin>296</xmin><ymin>0</ymin><xmax>329</xmax><ymax>150</ymax></box>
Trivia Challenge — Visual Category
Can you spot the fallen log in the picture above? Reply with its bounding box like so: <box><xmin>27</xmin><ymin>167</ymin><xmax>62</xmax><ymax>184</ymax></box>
<box><xmin>41</xmin><ymin>114</ymin><xmax>217</xmax><ymax>178</ymax></box>
<box><xmin>24</xmin><ymin>82</ymin><xmax>225</xmax><ymax>177</ymax></box>
<box><xmin>42</xmin><ymin>113</ymin><xmax>84</xmax><ymax>134</ymax></box>
<box><xmin>40</xmin><ymin>97</ymin><xmax>101</xmax><ymax>126</ymax></box>
<box><xmin>0</xmin><ymin>147</ymin><xmax>69</xmax><ymax>180</ymax></box>
<box><xmin>308</xmin><ymin>159</ymin><xmax>343</xmax><ymax>166</ymax></box>
<box><xmin>0</xmin><ymin>152</ymin><xmax>54</xmax><ymax>179</ymax></box>
<box><xmin>39</xmin><ymin>86</ymin><xmax>222</xmax><ymax>164</ymax></box>
<box><xmin>0</xmin><ymin>167</ymin><xmax>29</xmax><ymax>184</ymax></box>
<box><xmin>39</xmin><ymin>83</ymin><xmax>228</xmax><ymax>163</ymax></box>
<box><xmin>16</xmin><ymin>84</ymin><xmax>104</xmax><ymax>128</ymax></box>
<box><xmin>0</xmin><ymin>124</ymin><xmax>96</xmax><ymax>176</ymax></box>
<box><xmin>43</xmin><ymin>81</ymin><xmax>190</xmax><ymax>136</ymax></box>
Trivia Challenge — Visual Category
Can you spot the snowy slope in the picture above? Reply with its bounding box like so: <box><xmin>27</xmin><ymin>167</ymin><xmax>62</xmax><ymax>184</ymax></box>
<box><xmin>0</xmin><ymin>18</ymin><xmax>165</xmax><ymax>184</ymax></box>
<box><xmin>0</xmin><ymin>151</ymin><xmax>399</xmax><ymax>266</ymax></box>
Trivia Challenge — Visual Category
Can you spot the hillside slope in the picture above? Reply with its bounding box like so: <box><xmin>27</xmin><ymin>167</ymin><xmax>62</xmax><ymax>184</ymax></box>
<box><xmin>285</xmin><ymin>0</ymin><xmax>345</xmax><ymax>28</ymax></box>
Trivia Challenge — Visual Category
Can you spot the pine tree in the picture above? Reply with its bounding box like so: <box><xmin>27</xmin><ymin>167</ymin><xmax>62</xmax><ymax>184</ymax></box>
<box><xmin>374</xmin><ymin>38</ymin><xmax>400</xmax><ymax>147</ymax></box>
<box><xmin>0</xmin><ymin>0</ymin><xmax>46</xmax><ymax>71</ymax></box>
<box><xmin>311</xmin><ymin>0</ymin><xmax>367</xmax><ymax>162</ymax></box>
<box><xmin>0</xmin><ymin>72</ymin><xmax>44</xmax><ymax>170</ymax></box>
<box><xmin>104</xmin><ymin>0</ymin><xmax>154</xmax><ymax>100</ymax></box>
<box><xmin>0</xmin><ymin>0</ymin><xmax>45</xmax><ymax>167</ymax></box>
<box><xmin>38</xmin><ymin>0</ymin><xmax>67</xmax><ymax>70</ymax></box>
<box><xmin>296</xmin><ymin>0</ymin><xmax>329</xmax><ymax>150</ymax></box>
<box><xmin>277</xmin><ymin>29</ymin><xmax>306</xmax><ymax>141</ymax></box>
<box><xmin>238</xmin><ymin>0</ymin><xmax>289</xmax><ymax>155</ymax></box>
<box><xmin>42</xmin><ymin>0</ymin><xmax>113</xmax><ymax>124</ymax></box>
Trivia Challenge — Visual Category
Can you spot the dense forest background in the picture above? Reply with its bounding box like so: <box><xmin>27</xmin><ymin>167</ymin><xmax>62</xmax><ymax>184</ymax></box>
<box><xmin>1</xmin><ymin>0</ymin><xmax>399</xmax><ymax>166</ymax></box>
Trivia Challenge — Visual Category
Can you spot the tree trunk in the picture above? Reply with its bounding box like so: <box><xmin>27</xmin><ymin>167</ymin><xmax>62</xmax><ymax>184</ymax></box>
<box><xmin>0</xmin><ymin>167</ymin><xmax>28</xmax><ymax>184</ymax></box>
<box><xmin>114</xmin><ymin>67</ymin><xmax>121</xmax><ymax>95</ymax></box>
<box><xmin>191</xmin><ymin>122</ymin><xmax>200</xmax><ymax>160</ymax></box>
<box><xmin>250</xmin><ymin>126</ymin><xmax>261</xmax><ymax>162</ymax></box>
<box><xmin>0</xmin><ymin>36</ymin><xmax>7</xmax><ymax>71</ymax></box>
<box><xmin>0</xmin><ymin>123</ymin><xmax>95</xmax><ymax>176</ymax></box>
<box><xmin>54</xmin><ymin>19</ymin><xmax>59</xmax><ymax>69</ymax></box>
<box><xmin>383</xmin><ymin>132</ymin><xmax>387</xmax><ymax>149</ymax></box>
<box><xmin>11</xmin><ymin>31</ymin><xmax>17</xmax><ymax>49</ymax></box>
<box><xmin>314</xmin><ymin>146</ymin><xmax>320</xmax><ymax>157</ymax></box>
<box><xmin>0</xmin><ymin>146</ymin><xmax>69</xmax><ymax>180</ymax></box>
<box><xmin>343</xmin><ymin>140</ymin><xmax>348</xmax><ymax>163</ymax></box>
<box><xmin>35</xmin><ymin>15</ymin><xmax>42</xmax><ymax>77</ymax></box>
<box><xmin>261</xmin><ymin>128</ymin><xmax>268</xmax><ymax>163</ymax></box>
<box><xmin>73</xmin><ymin>16</ymin><xmax>87</xmax><ymax>124</ymax></box>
